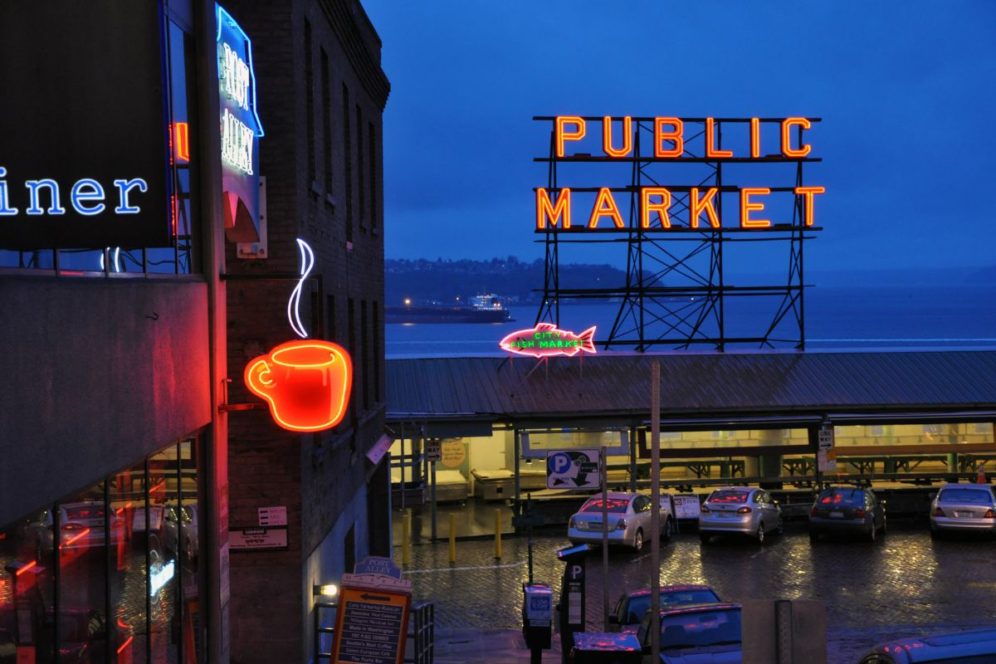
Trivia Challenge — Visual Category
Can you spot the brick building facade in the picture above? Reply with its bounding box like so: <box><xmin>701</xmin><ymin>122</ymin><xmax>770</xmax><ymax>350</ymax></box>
<box><xmin>219</xmin><ymin>1</ymin><xmax>390</xmax><ymax>662</ymax></box>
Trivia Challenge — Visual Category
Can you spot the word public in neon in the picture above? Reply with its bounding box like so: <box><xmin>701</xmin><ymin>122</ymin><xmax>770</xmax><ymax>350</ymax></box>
<box><xmin>500</xmin><ymin>323</ymin><xmax>597</xmax><ymax>358</ymax></box>
<box><xmin>244</xmin><ymin>239</ymin><xmax>354</xmax><ymax>432</ymax></box>
<box><xmin>537</xmin><ymin>116</ymin><xmax>826</xmax><ymax>232</ymax></box>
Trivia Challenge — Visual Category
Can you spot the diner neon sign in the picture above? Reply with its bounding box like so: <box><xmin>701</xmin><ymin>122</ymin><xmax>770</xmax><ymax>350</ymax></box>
<box><xmin>537</xmin><ymin>115</ymin><xmax>826</xmax><ymax>231</ymax></box>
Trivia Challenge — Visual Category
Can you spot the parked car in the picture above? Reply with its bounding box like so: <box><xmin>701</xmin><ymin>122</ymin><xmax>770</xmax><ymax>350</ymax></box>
<box><xmin>808</xmin><ymin>485</ymin><xmax>886</xmax><ymax>542</ymax></box>
<box><xmin>161</xmin><ymin>504</ymin><xmax>199</xmax><ymax>561</ymax></box>
<box><xmin>636</xmin><ymin>603</ymin><xmax>742</xmax><ymax>663</ymax></box>
<box><xmin>568</xmin><ymin>491</ymin><xmax>675</xmax><ymax>552</ymax></box>
<box><xmin>698</xmin><ymin>487</ymin><xmax>781</xmax><ymax>544</ymax></box>
<box><xmin>23</xmin><ymin>502</ymin><xmax>124</xmax><ymax>559</ymax></box>
<box><xmin>929</xmin><ymin>483</ymin><xmax>996</xmax><ymax>538</ymax></box>
<box><xmin>610</xmin><ymin>585</ymin><xmax>721</xmax><ymax>630</ymax></box>
<box><xmin>858</xmin><ymin>627</ymin><xmax>996</xmax><ymax>663</ymax></box>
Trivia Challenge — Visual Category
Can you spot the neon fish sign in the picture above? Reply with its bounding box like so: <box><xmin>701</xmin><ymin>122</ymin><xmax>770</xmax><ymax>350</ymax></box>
<box><xmin>500</xmin><ymin>323</ymin><xmax>597</xmax><ymax>358</ymax></box>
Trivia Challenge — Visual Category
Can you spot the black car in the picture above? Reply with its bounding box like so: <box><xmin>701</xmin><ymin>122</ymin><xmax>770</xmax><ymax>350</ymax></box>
<box><xmin>808</xmin><ymin>486</ymin><xmax>886</xmax><ymax>542</ymax></box>
<box><xmin>609</xmin><ymin>584</ymin><xmax>722</xmax><ymax>630</ymax></box>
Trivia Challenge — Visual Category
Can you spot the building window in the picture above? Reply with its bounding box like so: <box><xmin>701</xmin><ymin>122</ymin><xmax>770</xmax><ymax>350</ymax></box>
<box><xmin>327</xmin><ymin>294</ymin><xmax>337</xmax><ymax>340</ymax></box>
<box><xmin>347</xmin><ymin>298</ymin><xmax>356</xmax><ymax>421</ymax></box>
<box><xmin>304</xmin><ymin>19</ymin><xmax>316</xmax><ymax>185</ymax></box>
<box><xmin>361</xmin><ymin>300</ymin><xmax>370</xmax><ymax>410</ymax></box>
<box><xmin>356</xmin><ymin>105</ymin><xmax>365</xmax><ymax>231</ymax></box>
<box><xmin>321</xmin><ymin>48</ymin><xmax>333</xmax><ymax>199</ymax></box>
<box><xmin>342</xmin><ymin>84</ymin><xmax>353</xmax><ymax>243</ymax></box>
<box><xmin>368</xmin><ymin>121</ymin><xmax>377</xmax><ymax>234</ymax></box>
<box><xmin>373</xmin><ymin>300</ymin><xmax>381</xmax><ymax>402</ymax></box>
<box><xmin>0</xmin><ymin>437</ymin><xmax>204</xmax><ymax>663</ymax></box>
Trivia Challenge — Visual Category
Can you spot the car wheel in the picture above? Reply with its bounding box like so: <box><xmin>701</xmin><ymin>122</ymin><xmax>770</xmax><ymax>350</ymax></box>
<box><xmin>661</xmin><ymin>518</ymin><xmax>673</xmax><ymax>543</ymax></box>
<box><xmin>633</xmin><ymin>529</ymin><xmax>644</xmax><ymax>552</ymax></box>
<box><xmin>867</xmin><ymin>522</ymin><xmax>877</xmax><ymax>542</ymax></box>
<box><xmin>755</xmin><ymin>523</ymin><xmax>765</xmax><ymax>544</ymax></box>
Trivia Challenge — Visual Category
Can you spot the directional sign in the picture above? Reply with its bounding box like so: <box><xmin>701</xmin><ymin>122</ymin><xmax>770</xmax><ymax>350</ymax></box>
<box><xmin>331</xmin><ymin>582</ymin><xmax>411</xmax><ymax>664</ymax></box>
<box><xmin>547</xmin><ymin>449</ymin><xmax>600</xmax><ymax>489</ymax></box>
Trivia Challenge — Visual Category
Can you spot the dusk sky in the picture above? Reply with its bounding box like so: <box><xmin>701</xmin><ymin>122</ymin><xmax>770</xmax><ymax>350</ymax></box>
<box><xmin>364</xmin><ymin>1</ymin><xmax>996</xmax><ymax>282</ymax></box>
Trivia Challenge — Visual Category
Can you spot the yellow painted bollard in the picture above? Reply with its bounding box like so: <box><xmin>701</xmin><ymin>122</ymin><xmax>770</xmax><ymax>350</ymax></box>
<box><xmin>402</xmin><ymin>508</ymin><xmax>412</xmax><ymax>567</ymax></box>
<box><xmin>494</xmin><ymin>509</ymin><xmax>502</xmax><ymax>560</ymax></box>
<box><xmin>448</xmin><ymin>513</ymin><xmax>457</xmax><ymax>564</ymax></box>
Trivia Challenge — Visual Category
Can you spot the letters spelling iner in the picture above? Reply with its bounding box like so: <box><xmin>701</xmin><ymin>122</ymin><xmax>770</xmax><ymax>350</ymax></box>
<box><xmin>0</xmin><ymin>167</ymin><xmax>148</xmax><ymax>217</ymax></box>
<box><xmin>537</xmin><ymin>116</ymin><xmax>826</xmax><ymax>231</ymax></box>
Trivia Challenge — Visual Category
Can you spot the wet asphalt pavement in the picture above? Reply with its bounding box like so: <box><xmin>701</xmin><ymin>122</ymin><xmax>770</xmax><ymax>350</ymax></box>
<box><xmin>400</xmin><ymin>520</ymin><xmax>996</xmax><ymax>663</ymax></box>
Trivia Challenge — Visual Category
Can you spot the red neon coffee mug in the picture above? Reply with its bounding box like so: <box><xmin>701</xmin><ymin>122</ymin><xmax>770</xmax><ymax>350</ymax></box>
<box><xmin>244</xmin><ymin>339</ymin><xmax>353</xmax><ymax>432</ymax></box>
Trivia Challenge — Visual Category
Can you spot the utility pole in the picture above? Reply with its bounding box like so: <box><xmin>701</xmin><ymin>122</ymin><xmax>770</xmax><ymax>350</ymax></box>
<box><xmin>650</xmin><ymin>359</ymin><xmax>662</xmax><ymax>662</ymax></box>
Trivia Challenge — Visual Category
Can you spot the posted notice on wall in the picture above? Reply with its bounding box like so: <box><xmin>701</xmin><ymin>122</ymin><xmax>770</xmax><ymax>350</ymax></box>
<box><xmin>672</xmin><ymin>494</ymin><xmax>702</xmax><ymax>519</ymax></box>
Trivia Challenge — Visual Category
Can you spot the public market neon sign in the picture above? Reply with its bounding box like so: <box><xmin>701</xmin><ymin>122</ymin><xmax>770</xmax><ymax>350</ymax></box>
<box><xmin>536</xmin><ymin>116</ymin><xmax>826</xmax><ymax>231</ymax></box>
<box><xmin>244</xmin><ymin>239</ymin><xmax>353</xmax><ymax>432</ymax></box>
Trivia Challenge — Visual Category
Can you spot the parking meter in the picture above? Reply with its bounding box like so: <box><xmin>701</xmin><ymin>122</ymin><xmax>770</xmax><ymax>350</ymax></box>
<box><xmin>557</xmin><ymin>543</ymin><xmax>593</xmax><ymax>664</ymax></box>
<box><xmin>522</xmin><ymin>581</ymin><xmax>553</xmax><ymax>662</ymax></box>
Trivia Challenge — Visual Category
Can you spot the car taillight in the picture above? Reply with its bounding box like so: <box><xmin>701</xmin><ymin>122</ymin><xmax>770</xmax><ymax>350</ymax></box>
<box><xmin>932</xmin><ymin>507</ymin><xmax>944</xmax><ymax>517</ymax></box>
<box><xmin>616</xmin><ymin>519</ymin><xmax>627</xmax><ymax>530</ymax></box>
<box><xmin>854</xmin><ymin>509</ymin><xmax>866</xmax><ymax>518</ymax></box>
<box><xmin>700</xmin><ymin>505</ymin><xmax>710</xmax><ymax>513</ymax></box>
<box><xmin>984</xmin><ymin>509</ymin><xmax>995</xmax><ymax>519</ymax></box>
<box><xmin>736</xmin><ymin>506</ymin><xmax>751</xmax><ymax>514</ymax></box>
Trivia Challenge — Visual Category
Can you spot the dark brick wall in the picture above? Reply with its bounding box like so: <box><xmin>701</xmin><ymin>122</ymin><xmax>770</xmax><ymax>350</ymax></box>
<box><xmin>222</xmin><ymin>0</ymin><xmax>388</xmax><ymax>661</ymax></box>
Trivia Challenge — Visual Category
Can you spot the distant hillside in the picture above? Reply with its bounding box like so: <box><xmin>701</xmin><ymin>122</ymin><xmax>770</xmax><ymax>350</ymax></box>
<box><xmin>385</xmin><ymin>257</ymin><xmax>625</xmax><ymax>306</ymax></box>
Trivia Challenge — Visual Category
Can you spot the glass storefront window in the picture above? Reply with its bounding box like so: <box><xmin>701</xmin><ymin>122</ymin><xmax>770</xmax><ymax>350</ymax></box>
<box><xmin>0</xmin><ymin>436</ymin><xmax>203</xmax><ymax>663</ymax></box>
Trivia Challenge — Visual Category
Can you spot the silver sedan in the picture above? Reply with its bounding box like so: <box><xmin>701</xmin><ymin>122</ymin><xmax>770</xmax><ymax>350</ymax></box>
<box><xmin>930</xmin><ymin>483</ymin><xmax>996</xmax><ymax>537</ymax></box>
<box><xmin>699</xmin><ymin>487</ymin><xmax>782</xmax><ymax>544</ymax></box>
<box><xmin>567</xmin><ymin>491</ymin><xmax>674</xmax><ymax>552</ymax></box>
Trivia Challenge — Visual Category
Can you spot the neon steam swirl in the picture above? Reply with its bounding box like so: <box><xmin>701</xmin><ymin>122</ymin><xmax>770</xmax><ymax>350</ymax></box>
<box><xmin>287</xmin><ymin>239</ymin><xmax>315</xmax><ymax>338</ymax></box>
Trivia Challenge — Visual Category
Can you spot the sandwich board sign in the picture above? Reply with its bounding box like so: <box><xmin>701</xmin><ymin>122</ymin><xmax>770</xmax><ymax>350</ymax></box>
<box><xmin>331</xmin><ymin>564</ymin><xmax>412</xmax><ymax>664</ymax></box>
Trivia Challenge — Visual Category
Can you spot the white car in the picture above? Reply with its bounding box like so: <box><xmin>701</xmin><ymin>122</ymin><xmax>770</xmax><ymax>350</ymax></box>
<box><xmin>568</xmin><ymin>491</ymin><xmax>675</xmax><ymax>552</ymax></box>
<box><xmin>699</xmin><ymin>486</ymin><xmax>783</xmax><ymax>544</ymax></box>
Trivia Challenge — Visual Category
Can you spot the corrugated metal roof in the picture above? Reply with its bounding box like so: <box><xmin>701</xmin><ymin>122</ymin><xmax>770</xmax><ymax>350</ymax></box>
<box><xmin>386</xmin><ymin>350</ymin><xmax>996</xmax><ymax>423</ymax></box>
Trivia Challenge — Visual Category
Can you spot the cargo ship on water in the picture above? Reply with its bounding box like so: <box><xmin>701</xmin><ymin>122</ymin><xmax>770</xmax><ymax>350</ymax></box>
<box><xmin>386</xmin><ymin>294</ymin><xmax>513</xmax><ymax>324</ymax></box>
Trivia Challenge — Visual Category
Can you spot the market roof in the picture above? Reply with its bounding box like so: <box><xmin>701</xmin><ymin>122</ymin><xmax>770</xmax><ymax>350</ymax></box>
<box><xmin>386</xmin><ymin>350</ymin><xmax>996</xmax><ymax>425</ymax></box>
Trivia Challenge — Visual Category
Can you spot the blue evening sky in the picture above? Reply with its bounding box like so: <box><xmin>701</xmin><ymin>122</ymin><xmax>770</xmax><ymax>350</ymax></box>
<box><xmin>363</xmin><ymin>1</ymin><xmax>996</xmax><ymax>284</ymax></box>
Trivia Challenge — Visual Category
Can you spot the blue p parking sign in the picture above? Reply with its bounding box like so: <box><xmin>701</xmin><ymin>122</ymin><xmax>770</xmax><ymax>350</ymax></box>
<box><xmin>548</xmin><ymin>451</ymin><xmax>572</xmax><ymax>475</ymax></box>
<box><xmin>546</xmin><ymin>449</ymin><xmax>600</xmax><ymax>489</ymax></box>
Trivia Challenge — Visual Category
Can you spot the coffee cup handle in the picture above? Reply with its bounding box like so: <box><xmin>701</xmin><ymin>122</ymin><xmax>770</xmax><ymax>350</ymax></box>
<box><xmin>245</xmin><ymin>357</ymin><xmax>275</xmax><ymax>396</ymax></box>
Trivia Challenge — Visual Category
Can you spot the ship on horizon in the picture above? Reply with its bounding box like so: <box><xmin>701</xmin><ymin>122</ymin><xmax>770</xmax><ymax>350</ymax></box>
<box><xmin>386</xmin><ymin>293</ymin><xmax>513</xmax><ymax>324</ymax></box>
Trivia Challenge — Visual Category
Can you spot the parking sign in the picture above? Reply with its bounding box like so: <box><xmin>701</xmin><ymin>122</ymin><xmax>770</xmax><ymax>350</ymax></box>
<box><xmin>546</xmin><ymin>450</ymin><xmax>600</xmax><ymax>489</ymax></box>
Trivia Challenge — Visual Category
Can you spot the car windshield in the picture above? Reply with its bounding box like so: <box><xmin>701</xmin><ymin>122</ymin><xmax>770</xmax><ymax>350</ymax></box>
<box><xmin>938</xmin><ymin>488</ymin><xmax>994</xmax><ymax>505</ymax></box>
<box><xmin>582</xmin><ymin>498</ymin><xmax>629</xmax><ymax>513</ymax></box>
<box><xmin>625</xmin><ymin>590</ymin><xmax>721</xmax><ymax>623</ymax></box>
<box><xmin>63</xmin><ymin>505</ymin><xmax>105</xmax><ymax>521</ymax></box>
<box><xmin>819</xmin><ymin>489</ymin><xmax>864</xmax><ymax>506</ymax></box>
<box><xmin>707</xmin><ymin>491</ymin><xmax>748</xmax><ymax>504</ymax></box>
<box><xmin>660</xmin><ymin>609</ymin><xmax>741</xmax><ymax>650</ymax></box>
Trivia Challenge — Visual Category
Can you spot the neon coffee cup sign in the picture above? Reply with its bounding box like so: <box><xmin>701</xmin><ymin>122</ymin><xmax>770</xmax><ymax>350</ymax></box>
<box><xmin>243</xmin><ymin>240</ymin><xmax>353</xmax><ymax>432</ymax></box>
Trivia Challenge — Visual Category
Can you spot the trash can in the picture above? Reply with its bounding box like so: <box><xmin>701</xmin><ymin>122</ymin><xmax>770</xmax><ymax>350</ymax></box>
<box><xmin>568</xmin><ymin>631</ymin><xmax>643</xmax><ymax>664</ymax></box>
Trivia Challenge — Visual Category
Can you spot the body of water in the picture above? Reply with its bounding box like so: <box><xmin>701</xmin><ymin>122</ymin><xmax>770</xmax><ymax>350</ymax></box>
<box><xmin>387</xmin><ymin>285</ymin><xmax>996</xmax><ymax>358</ymax></box>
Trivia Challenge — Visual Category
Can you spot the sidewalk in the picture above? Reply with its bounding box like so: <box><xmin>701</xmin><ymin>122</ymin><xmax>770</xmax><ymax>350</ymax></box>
<box><xmin>433</xmin><ymin>628</ymin><xmax>562</xmax><ymax>664</ymax></box>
